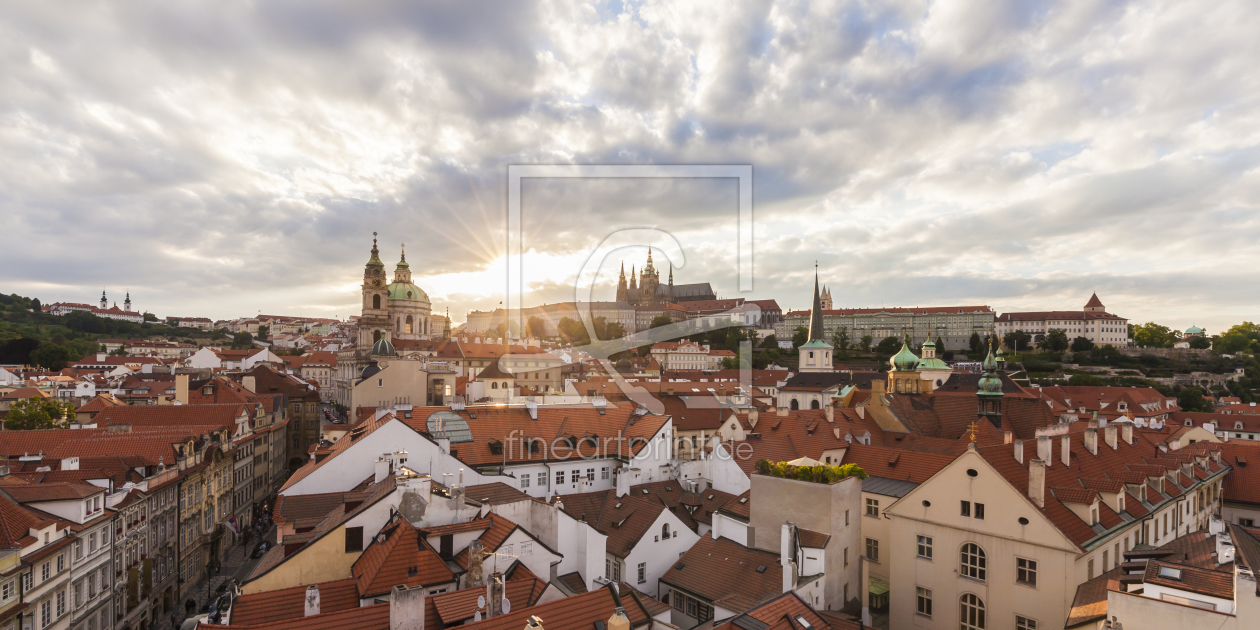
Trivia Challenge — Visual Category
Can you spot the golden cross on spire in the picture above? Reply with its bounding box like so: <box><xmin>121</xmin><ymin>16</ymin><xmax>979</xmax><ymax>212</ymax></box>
<box><xmin>968</xmin><ymin>420</ymin><xmax>978</xmax><ymax>443</ymax></box>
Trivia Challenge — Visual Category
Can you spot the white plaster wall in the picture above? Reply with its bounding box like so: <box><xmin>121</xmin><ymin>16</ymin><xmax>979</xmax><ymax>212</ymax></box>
<box><xmin>622</xmin><ymin>508</ymin><xmax>699</xmax><ymax>594</ymax></box>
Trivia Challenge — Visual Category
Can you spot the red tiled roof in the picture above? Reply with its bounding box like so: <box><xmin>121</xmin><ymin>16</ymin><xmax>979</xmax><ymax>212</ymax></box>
<box><xmin>661</xmin><ymin>533</ymin><xmax>782</xmax><ymax>610</ymax></box>
<box><xmin>206</xmin><ymin>601</ymin><xmax>390</xmax><ymax>630</ymax></box>
<box><xmin>455</xmin><ymin>585</ymin><xmax>654</xmax><ymax>630</ymax></box>
<box><xmin>352</xmin><ymin>518</ymin><xmax>456</xmax><ymax>597</ymax></box>
<box><xmin>229</xmin><ymin>578</ymin><xmax>360</xmax><ymax>625</ymax></box>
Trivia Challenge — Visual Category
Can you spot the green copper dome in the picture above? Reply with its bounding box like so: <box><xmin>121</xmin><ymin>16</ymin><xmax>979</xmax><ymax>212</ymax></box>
<box><xmin>977</xmin><ymin>341</ymin><xmax>1003</xmax><ymax>397</ymax></box>
<box><xmin>916</xmin><ymin>341</ymin><xmax>949</xmax><ymax>370</ymax></box>
<box><xmin>890</xmin><ymin>338</ymin><xmax>920</xmax><ymax>372</ymax></box>
<box><xmin>371</xmin><ymin>337</ymin><xmax>396</xmax><ymax>357</ymax></box>
<box><xmin>1186</xmin><ymin>325</ymin><xmax>1204</xmax><ymax>334</ymax></box>
<box><xmin>387</xmin><ymin>281</ymin><xmax>430</xmax><ymax>303</ymax></box>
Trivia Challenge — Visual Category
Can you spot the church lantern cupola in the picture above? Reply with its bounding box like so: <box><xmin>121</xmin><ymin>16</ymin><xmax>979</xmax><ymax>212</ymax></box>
<box><xmin>976</xmin><ymin>340</ymin><xmax>1005</xmax><ymax>428</ymax></box>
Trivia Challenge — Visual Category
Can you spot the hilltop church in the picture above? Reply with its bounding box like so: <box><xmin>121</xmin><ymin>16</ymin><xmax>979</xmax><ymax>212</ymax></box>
<box><xmin>615</xmin><ymin>250</ymin><xmax>716</xmax><ymax>306</ymax></box>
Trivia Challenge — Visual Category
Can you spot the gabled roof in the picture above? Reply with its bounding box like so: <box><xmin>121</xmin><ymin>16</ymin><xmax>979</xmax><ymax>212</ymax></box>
<box><xmin>661</xmin><ymin>533</ymin><xmax>783</xmax><ymax>611</ymax></box>
<box><xmin>229</xmin><ymin>578</ymin><xmax>360</xmax><ymax>625</ymax></box>
<box><xmin>714</xmin><ymin>591</ymin><xmax>862</xmax><ymax>630</ymax></box>
<box><xmin>205</xmin><ymin>601</ymin><xmax>390</xmax><ymax>630</ymax></box>
<box><xmin>0</xmin><ymin>494</ymin><xmax>56</xmax><ymax>548</ymax></box>
<box><xmin>2</xmin><ymin>482</ymin><xmax>102</xmax><ymax>503</ymax></box>
<box><xmin>553</xmin><ymin>490</ymin><xmax>667</xmax><ymax>558</ymax></box>
<box><xmin>455</xmin><ymin>584</ymin><xmax>655</xmax><ymax>630</ymax></box>
<box><xmin>353</xmin><ymin>517</ymin><xmax>455</xmax><ymax>597</ymax></box>
<box><xmin>629</xmin><ymin>481</ymin><xmax>737</xmax><ymax>531</ymax></box>
<box><xmin>429</xmin><ymin>571</ymin><xmax>548</xmax><ymax>626</ymax></box>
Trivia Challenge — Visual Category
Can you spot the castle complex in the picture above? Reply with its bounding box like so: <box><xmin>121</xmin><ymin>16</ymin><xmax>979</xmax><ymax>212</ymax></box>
<box><xmin>615</xmin><ymin>249</ymin><xmax>716</xmax><ymax>306</ymax></box>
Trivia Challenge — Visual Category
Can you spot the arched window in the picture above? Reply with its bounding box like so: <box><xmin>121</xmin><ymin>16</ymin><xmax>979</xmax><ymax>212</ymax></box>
<box><xmin>491</xmin><ymin>382</ymin><xmax>499</xmax><ymax>389</ymax></box>
<box><xmin>372</xmin><ymin>294</ymin><xmax>381</xmax><ymax>310</ymax></box>
<box><xmin>959</xmin><ymin>594</ymin><xmax>985</xmax><ymax>630</ymax></box>
<box><xmin>810</xmin><ymin>399</ymin><xmax>821</xmax><ymax>410</ymax></box>
<box><xmin>406</xmin><ymin>315</ymin><xmax>413</xmax><ymax>334</ymax></box>
<box><xmin>395</xmin><ymin>317</ymin><xmax>400</xmax><ymax>333</ymax></box>
<box><xmin>790</xmin><ymin>399</ymin><xmax>800</xmax><ymax>411</ymax></box>
<box><xmin>960</xmin><ymin>544</ymin><xmax>986</xmax><ymax>581</ymax></box>
<box><xmin>662</xmin><ymin>523</ymin><xmax>670</xmax><ymax>539</ymax></box>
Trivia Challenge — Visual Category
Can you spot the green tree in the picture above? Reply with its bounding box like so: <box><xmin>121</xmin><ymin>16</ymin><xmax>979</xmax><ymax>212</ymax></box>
<box><xmin>167</xmin><ymin>318</ymin><xmax>180</xmax><ymax>327</ymax></box>
<box><xmin>1177</xmin><ymin>387</ymin><xmax>1213</xmax><ymax>412</ymax></box>
<box><xmin>1216</xmin><ymin>332</ymin><xmax>1251</xmax><ymax>354</ymax></box>
<box><xmin>30</xmin><ymin>298</ymin><xmax>41</xmax><ymax>312</ymax></box>
<box><xmin>0</xmin><ymin>337</ymin><xmax>39</xmax><ymax>364</ymax></box>
<box><xmin>1189</xmin><ymin>336</ymin><xmax>1211</xmax><ymax>349</ymax></box>
<box><xmin>527</xmin><ymin>316</ymin><xmax>546</xmax><ymax>339</ymax></box>
<box><xmin>859</xmin><ymin>335</ymin><xmax>873</xmax><ymax>352</ymax></box>
<box><xmin>969</xmin><ymin>332</ymin><xmax>983</xmax><ymax>355</ymax></box>
<box><xmin>142</xmin><ymin>312</ymin><xmax>157</xmax><ymax>322</ymax></box>
<box><xmin>557</xmin><ymin>317</ymin><xmax>591</xmax><ymax>345</ymax></box>
<box><xmin>1132</xmin><ymin>322</ymin><xmax>1177</xmax><ymax>348</ymax></box>
<box><xmin>832</xmin><ymin>327</ymin><xmax>851</xmax><ymax>359</ymax></box>
<box><xmin>650</xmin><ymin>315</ymin><xmax>673</xmax><ymax>329</ymax></box>
<box><xmin>760</xmin><ymin>334</ymin><xmax>779</xmax><ymax>350</ymax></box>
<box><xmin>1042</xmin><ymin>328</ymin><xmax>1069</xmax><ymax>353</ymax></box>
<box><xmin>791</xmin><ymin>326</ymin><xmax>808</xmax><ymax>349</ymax></box>
<box><xmin>232</xmin><ymin>332</ymin><xmax>254</xmax><ymax>348</ymax></box>
<box><xmin>256</xmin><ymin>325</ymin><xmax>270</xmax><ymax>341</ymax></box>
<box><xmin>605</xmin><ymin>322</ymin><xmax>627</xmax><ymax>340</ymax></box>
<box><xmin>1002</xmin><ymin>330</ymin><xmax>1032</xmax><ymax>352</ymax></box>
<box><xmin>30</xmin><ymin>343</ymin><xmax>72</xmax><ymax>371</ymax></box>
<box><xmin>1070</xmin><ymin>336</ymin><xmax>1095</xmax><ymax>352</ymax></box>
<box><xmin>4</xmin><ymin>397</ymin><xmax>75</xmax><ymax>430</ymax></box>
<box><xmin>875</xmin><ymin>336</ymin><xmax>900</xmax><ymax>355</ymax></box>
<box><xmin>1068</xmin><ymin>374</ymin><xmax>1107</xmax><ymax>386</ymax></box>
<box><xmin>935</xmin><ymin>336</ymin><xmax>945</xmax><ymax>351</ymax></box>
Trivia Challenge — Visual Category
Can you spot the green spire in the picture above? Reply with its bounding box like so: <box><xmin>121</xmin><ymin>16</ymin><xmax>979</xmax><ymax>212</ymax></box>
<box><xmin>807</xmin><ymin>263</ymin><xmax>827</xmax><ymax>344</ymax></box>
<box><xmin>890</xmin><ymin>334</ymin><xmax>920</xmax><ymax>372</ymax></box>
<box><xmin>366</xmin><ymin>232</ymin><xmax>384</xmax><ymax>268</ymax></box>
<box><xmin>977</xmin><ymin>340</ymin><xmax>1003</xmax><ymax>397</ymax></box>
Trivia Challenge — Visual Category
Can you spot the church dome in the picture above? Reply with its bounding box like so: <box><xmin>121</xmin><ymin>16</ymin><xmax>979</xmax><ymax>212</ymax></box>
<box><xmin>890</xmin><ymin>338</ymin><xmax>920</xmax><ymax>372</ymax></box>
<box><xmin>1186</xmin><ymin>325</ymin><xmax>1204</xmax><ymax>334</ymax></box>
<box><xmin>915</xmin><ymin>340</ymin><xmax>949</xmax><ymax>371</ymax></box>
<box><xmin>977</xmin><ymin>342</ymin><xmax>1003</xmax><ymax>396</ymax></box>
<box><xmin>360</xmin><ymin>362</ymin><xmax>382</xmax><ymax>380</ymax></box>
<box><xmin>371</xmin><ymin>337</ymin><xmax>397</xmax><ymax>357</ymax></box>
<box><xmin>387</xmin><ymin>281</ymin><xmax>430</xmax><ymax>303</ymax></box>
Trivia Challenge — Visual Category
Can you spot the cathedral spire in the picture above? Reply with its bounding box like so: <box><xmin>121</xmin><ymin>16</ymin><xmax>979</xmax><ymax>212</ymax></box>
<box><xmin>669</xmin><ymin>262</ymin><xmax>673</xmax><ymax>286</ymax></box>
<box><xmin>807</xmin><ymin>263</ymin><xmax>825</xmax><ymax>342</ymax></box>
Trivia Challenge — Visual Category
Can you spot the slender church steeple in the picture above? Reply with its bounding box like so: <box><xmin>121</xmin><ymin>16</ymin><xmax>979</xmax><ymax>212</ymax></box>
<box><xmin>807</xmin><ymin>264</ymin><xmax>825</xmax><ymax>343</ymax></box>
<box><xmin>797</xmin><ymin>263</ymin><xmax>834</xmax><ymax>373</ymax></box>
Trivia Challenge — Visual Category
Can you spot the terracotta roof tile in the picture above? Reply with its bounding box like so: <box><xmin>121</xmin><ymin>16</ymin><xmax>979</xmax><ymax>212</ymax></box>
<box><xmin>208</xmin><ymin>601</ymin><xmax>390</xmax><ymax>630</ymax></box>
<box><xmin>353</xmin><ymin>518</ymin><xmax>456</xmax><ymax>597</ymax></box>
<box><xmin>661</xmin><ymin>533</ymin><xmax>782</xmax><ymax>609</ymax></box>
<box><xmin>229</xmin><ymin>578</ymin><xmax>359</xmax><ymax>625</ymax></box>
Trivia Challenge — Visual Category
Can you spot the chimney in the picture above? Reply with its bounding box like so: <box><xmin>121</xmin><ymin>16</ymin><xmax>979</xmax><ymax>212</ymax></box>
<box><xmin>748</xmin><ymin>408</ymin><xmax>759</xmax><ymax>428</ymax></box>
<box><xmin>487</xmin><ymin>573</ymin><xmax>505</xmax><ymax>617</ymax></box>
<box><xmin>1028</xmin><ymin>459</ymin><xmax>1046</xmax><ymax>508</ymax></box>
<box><xmin>1003</xmin><ymin>430</ymin><xmax>1013</xmax><ymax>445</ymax></box>
<box><xmin>824</xmin><ymin>405</ymin><xmax>834</xmax><ymax>423</ymax></box>
<box><xmin>833</xmin><ymin>427</ymin><xmax>841</xmax><ymax>440</ymax></box>
<box><xmin>776</xmin><ymin>406</ymin><xmax>788</xmax><ymax>417</ymax></box>
<box><xmin>1171</xmin><ymin>437</ymin><xmax>1181</xmax><ymax>451</ymax></box>
<box><xmin>780</xmin><ymin>523</ymin><xmax>796</xmax><ymax>594</ymax></box>
<box><xmin>1104</xmin><ymin>424</ymin><xmax>1118</xmax><ymax>450</ymax></box>
<box><xmin>175</xmin><ymin>374</ymin><xmax>189</xmax><ymax>405</ymax></box>
<box><xmin>607</xmin><ymin>609</ymin><xmax>630</xmax><ymax>630</ymax></box>
<box><xmin>1084</xmin><ymin>428</ymin><xmax>1098</xmax><ymax>456</ymax></box>
<box><xmin>375</xmin><ymin>457</ymin><xmax>391</xmax><ymax>484</ymax></box>
<box><xmin>1122</xmin><ymin>422</ymin><xmax>1133</xmax><ymax>445</ymax></box>
<box><xmin>525</xmin><ymin>616</ymin><xmax>544</xmax><ymax>630</ymax></box>
<box><xmin>1061</xmin><ymin>433</ymin><xmax>1071</xmax><ymax>467</ymax></box>
<box><xmin>97</xmin><ymin>353</ymin><xmax>107</xmax><ymax>362</ymax></box>
<box><xmin>1013</xmin><ymin>439</ymin><xmax>1024</xmax><ymax>465</ymax></box>
<box><xmin>1037</xmin><ymin>436</ymin><xmax>1052</xmax><ymax>467</ymax></box>
<box><xmin>467</xmin><ymin>540</ymin><xmax>484</xmax><ymax>586</ymax></box>
<box><xmin>304</xmin><ymin>585</ymin><xmax>320</xmax><ymax>617</ymax></box>
<box><xmin>242</xmin><ymin>375</ymin><xmax>256</xmax><ymax>393</ymax></box>
<box><xmin>389</xmin><ymin>585</ymin><xmax>425</xmax><ymax>630</ymax></box>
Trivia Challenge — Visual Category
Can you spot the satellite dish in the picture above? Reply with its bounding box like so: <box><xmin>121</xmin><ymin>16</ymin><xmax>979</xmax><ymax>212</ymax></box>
<box><xmin>502</xmin><ymin>598</ymin><xmax>511</xmax><ymax>614</ymax></box>
<box><xmin>477</xmin><ymin>596</ymin><xmax>486</xmax><ymax>609</ymax></box>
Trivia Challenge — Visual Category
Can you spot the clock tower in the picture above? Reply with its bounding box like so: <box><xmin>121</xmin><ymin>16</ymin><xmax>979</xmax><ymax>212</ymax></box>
<box><xmin>359</xmin><ymin>233</ymin><xmax>392</xmax><ymax>351</ymax></box>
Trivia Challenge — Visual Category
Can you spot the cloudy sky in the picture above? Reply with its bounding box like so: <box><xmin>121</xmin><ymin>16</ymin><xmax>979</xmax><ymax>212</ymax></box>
<box><xmin>1</xmin><ymin>0</ymin><xmax>1258</xmax><ymax>333</ymax></box>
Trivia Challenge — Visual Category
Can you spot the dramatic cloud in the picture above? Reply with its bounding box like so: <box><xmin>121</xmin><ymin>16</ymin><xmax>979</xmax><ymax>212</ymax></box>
<box><xmin>0</xmin><ymin>0</ymin><xmax>1257</xmax><ymax>333</ymax></box>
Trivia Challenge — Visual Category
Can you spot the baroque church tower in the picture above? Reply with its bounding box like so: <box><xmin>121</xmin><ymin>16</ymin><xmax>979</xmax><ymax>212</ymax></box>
<box><xmin>638</xmin><ymin>250</ymin><xmax>661</xmax><ymax>305</ymax></box>
<box><xmin>616</xmin><ymin>262</ymin><xmax>629</xmax><ymax>303</ymax></box>
<box><xmin>358</xmin><ymin>233</ymin><xmax>392</xmax><ymax>351</ymax></box>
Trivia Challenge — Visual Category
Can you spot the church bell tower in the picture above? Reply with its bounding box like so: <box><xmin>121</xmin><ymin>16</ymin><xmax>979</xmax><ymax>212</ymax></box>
<box><xmin>359</xmin><ymin>233</ymin><xmax>392</xmax><ymax>351</ymax></box>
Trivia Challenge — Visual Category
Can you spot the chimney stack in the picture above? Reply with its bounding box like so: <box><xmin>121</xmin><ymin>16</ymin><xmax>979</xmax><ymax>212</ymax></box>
<box><xmin>175</xmin><ymin>374</ymin><xmax>189</xmax><ymax>405</ymax></box>
<box><xmin>467</xmin><ymin>540</ymin><xmax>485</xmax><ymax>586</ymax></box>
<box><xmin>389</xmin><ymin>585</ymin><xmax>425</xmax><ymax>630</ymax></box>
<box><xmin>1037</xmin><ymin>436</ymin><xmax>1052</xmax><ymax>467</ymax></box>
<box><xmin>1028</xmin><ymin>460</ymin><xmax>1046</xmax><ymax>508</ymax></box>
<box><xmin>607</xmin><ymin>609</ymin><xmax>630</xmax><ymax>630</ymax></box>
<box><xmin>304</xmin><ymin>585</ymin><xmax>320</xmax><ymax>617</ymax></box>
<box><xmin>1084</xmin><ymin>428</ymin><xmax>1098</xmax><ymax>456</ymax></box>
<box><xmin>1013</xmin><ymin>439</ymin><xmax>1024</xmax><ymax>465</ymax></box>
<box><xmin>1122</xmin><ymin>422</ymin><xmax>1133</xmax><ymax>445</ymax></box>
<box><xmin>776</xmin><ymin>407</ymin><xmax>788</xmax><ymax>417</ymax></box>
<box><xmin>1104</xmin><ymin>424</ymin><xmax>1118</xmax><ymax>450</ymax></box>
<box><xmin>824</xmin><ymin>405</ymin><xmax>834</xmax><ymax>423</ymax></box>
<box><xmin>1061</xmin><ymin>433</ymin><xmax>1071</xmax><ymax>467</ymax></box>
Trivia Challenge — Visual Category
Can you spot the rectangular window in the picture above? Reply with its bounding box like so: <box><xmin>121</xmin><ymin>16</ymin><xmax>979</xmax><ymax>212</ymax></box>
<box><xmin>56</xmin><ymin>590</ymin><xmax>65</xmax><ymax>616</ymax></box>
<box><xmin>865</xmin><ymin>538</ymin><xmax>878</xmax><ymax>563</ymax></box>
<box><xmin>1</xmin><ymin>581</ymin><xmax>11</xmax><ymax>601</ymax></box>
<box><xmin>1102</xmin><ymin>550</ymin><xmax>1109</xmax><ymax>571</ymax></box>
<box><xmin>917</xmin><ymin>535</ymin><xmax>933</xmax><ymax>559</ymax></box>
<box><xmin>1017</xmin><ymin>557</ymin><xmax>1037</xmax><ymax>587</ymax></box>
<box><xmin>865</xmin><ymin>498</ymin><xmax>879</xmax><ymax>517</ymax></box>
<box><xmin>587</xmin><ymin>468</ymin><xmax>595</xmax><ymax>481</ymax></box>
<box><xmin>556</xmin><ymin>470</ymin><xmax>565</xmax><ymax>486</ymax></box>
<box><xmin>538</xmin><ymin>472</ymin><xmax>547</xmax><ymax>486</ymax></box>
<box><xmin>41</xmin><ymin>600</ymin><xmax>51</xmax><ymax>627</ymax></box>
<box><xmin>57</xmin><ymin>555</ymin><xmax>64</xmax><ymax>573</ymax></box>
<box><xmin>961</xmin><ymin>500</ymin><xmax>971</xmax><ymax>517</ymax></box>
<box><xmin>344</xmin><ymin>526</ymin><xmax>364</xmax><ymax>553</ymax></box>
<box><xmin>570</xmin><ymin>470</ymin><xmax>580</xmax><ymax>484</ymax></box>
<box><xmin>843</xmin><ymin>547</ymin><xmax>849</xmax><ymax>567</ymax></box>
<box><xmin>637</xmin><ymin>562</ymin><xmax>646</xmax><ymax>584</ymax></box>
<box><xmin>975</xmin><ymin>503</ymin><xmax>985</xmax><ymax>520</ymax></box>
<box><xmin>916</xmin><ymin>587</ymin><xmax>932</xmax><ymax>617</ymax></box>
<box><xmin>41</xmin><ymin>563</ymin><xmax>49</xmax><ymax>582</ymax></box>
<box><xmin>601</xmin><ymin>467</ymin><xmax>609</xmax><ymax>480</ymax></box>
<box><xmin>1016</xmin><ymin>616</ymin><xmax>1037</xmax><ymax>630</ymax></box>
<box><xmin>1088</xmin><ymin>559</ymin><xmax>1095</xmax><ymax>580</ymax></box>
<box><xmin>520</xmin><ymin>475</ymin><xmax>530</xmax><ymax>489</ymax></box>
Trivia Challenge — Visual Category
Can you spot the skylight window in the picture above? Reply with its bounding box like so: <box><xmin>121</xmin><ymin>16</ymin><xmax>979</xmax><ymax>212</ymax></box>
<box><xmin>1159</xmin><ymin>566</ymin><xmax>1182</xmax><ymax>580</ymax></box>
